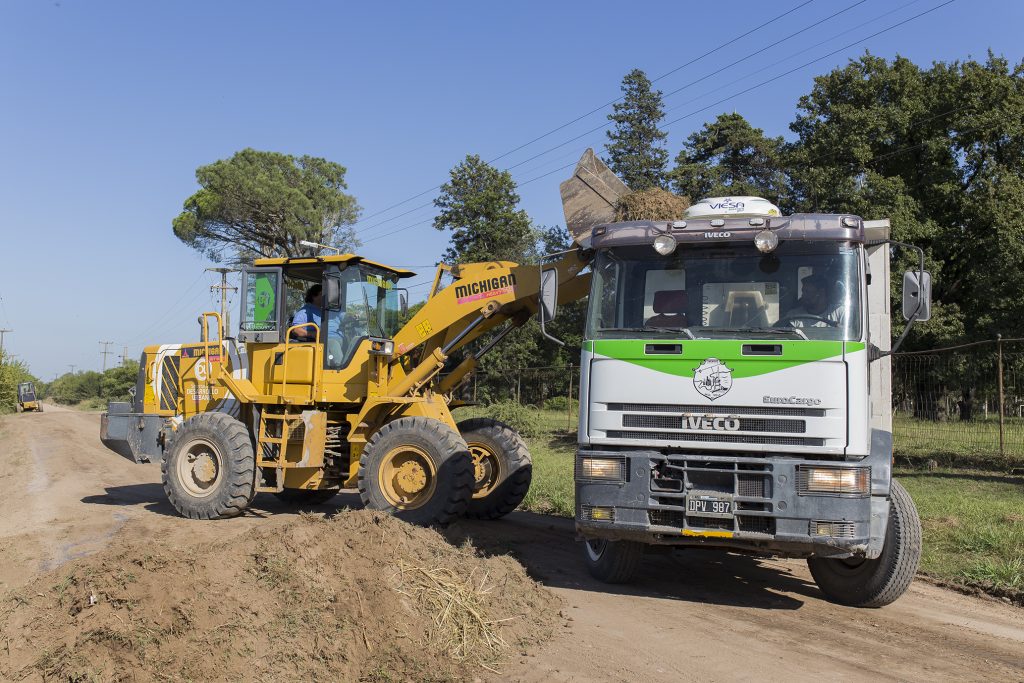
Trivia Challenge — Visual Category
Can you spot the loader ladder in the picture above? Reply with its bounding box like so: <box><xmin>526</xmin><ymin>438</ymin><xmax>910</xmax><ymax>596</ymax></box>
<box><xmin>255</xmin><ymin>405</ymin><xmax>306</xmax><ymax>493</ymax></box>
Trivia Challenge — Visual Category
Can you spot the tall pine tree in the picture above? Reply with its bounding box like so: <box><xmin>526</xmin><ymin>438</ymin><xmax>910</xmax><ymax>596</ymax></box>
<box><xmin>604</xmin><ymin>69</ymin><xmax>669</xmax><ymax>190</ymax></box>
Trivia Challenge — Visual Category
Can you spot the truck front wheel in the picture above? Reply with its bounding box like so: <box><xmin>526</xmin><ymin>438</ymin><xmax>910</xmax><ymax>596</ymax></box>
<box><xmin>807</xmin><ymin>479</ymin><xmax>921</xmax><ymax>608</ymax></box>
<box><xmin>583</xmin><ymin>538</ymin><xmax>645</xmax><ymax>583</ymax></box>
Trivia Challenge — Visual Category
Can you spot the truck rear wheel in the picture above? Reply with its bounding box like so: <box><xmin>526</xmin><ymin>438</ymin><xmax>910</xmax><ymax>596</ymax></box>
<box><xmin>807</xmin><ymin>479</ymin><xmax>921</xmax><ymax>608</ymax></box>
<box><xmin>358</xmin><ymin>416</ymin><xmax>473</xmax><ymax>526</ymax></box>
<box><xmin>457</xmin><ymin>418</ymin><xmax>532</xmax><ymax>520</ymax></box>
<box><xmin>161</xmin><ymin>413</ymin><xmax>256</xmax><ymax>520</ymax></box>
<box><xmin>583</xmin><ymin>538</ymin><xmax>645</xmax><ymax>584</ymax></box>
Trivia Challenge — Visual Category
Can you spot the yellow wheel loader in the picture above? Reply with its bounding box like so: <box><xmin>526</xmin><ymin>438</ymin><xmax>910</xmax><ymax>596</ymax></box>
<box><xmin>101</xmin><ymin>250</ymin><xmax>590</xmax><ymax>524</ymax></box>
<box><xmin>17</xmin><ymin>381</ymin><xmax>42</xmax><ymax>413</ymax></box>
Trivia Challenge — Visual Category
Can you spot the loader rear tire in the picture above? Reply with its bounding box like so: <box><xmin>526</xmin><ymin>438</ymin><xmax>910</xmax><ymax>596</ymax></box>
<box><xmin>162</xmin><ymin>412</ymin><xmax>256</xmax><ymax>520</ymax></box>
<box><xmin>358</xmin><ymin>417</ymin><xmax>473</xmax><ymax>526</ymax></box>
<box><xmin>457</xmin><ymin>418</ymin><xmax>532</xmax><ymax>520</ymax></box>
<box><xmin>807</xmin><ymin>479</ymin><xmax>921</xmax><ymax>608</ymax></box>
<box><xmin>273</xmin><ymin>488</ymin><xmax>338</xmax><ymax>507</ymax></box>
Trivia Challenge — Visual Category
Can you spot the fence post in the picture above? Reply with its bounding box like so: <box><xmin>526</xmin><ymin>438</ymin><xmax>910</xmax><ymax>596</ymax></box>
<box><xmin>567</xmin><ymin>364</ymin><xmax>574</xmax><ymax>431</ymax></box>
<box><xmin>997</xmin><ymin>334</ymin><xmax>1005</xmax><ymax>457</ymax></box>
<box><xmin>517</xmin><ymin>372</ymin><xmax>522</xmax><ymax>405</ymax></box>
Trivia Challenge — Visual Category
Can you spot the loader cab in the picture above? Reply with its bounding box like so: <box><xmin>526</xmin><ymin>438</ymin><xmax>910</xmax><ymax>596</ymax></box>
<box><xmin>237</xmin><ymin>255</ymin><xmax>413</xmax><ymax>396</ymax></box>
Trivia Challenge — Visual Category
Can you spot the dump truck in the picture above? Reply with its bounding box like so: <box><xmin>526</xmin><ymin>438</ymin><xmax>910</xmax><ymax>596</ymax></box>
<box><xmin>562</xmin><ymin>150</ymin><xmax>930</xmax><ymax>607</ymax></box>
<box><xmin>101</xmin><ymin>247</ymin><xmax>588</xmax><ymax>525</ymax></box>
<box><xmin>17</xmin><ymin>381</ymin><xmax>42</xmax><ymax>412</ymax></box>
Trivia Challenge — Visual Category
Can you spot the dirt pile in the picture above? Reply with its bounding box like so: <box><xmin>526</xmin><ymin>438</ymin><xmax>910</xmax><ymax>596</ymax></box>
<box><xmin>0</xmin><ymin>511</ymin><xmax>559</xmax><ymax>682</ymax></box>
<box><xmin>614</xmin><ymin>188</ymin><xmax>690</xmax><ymax>221</ymax></box>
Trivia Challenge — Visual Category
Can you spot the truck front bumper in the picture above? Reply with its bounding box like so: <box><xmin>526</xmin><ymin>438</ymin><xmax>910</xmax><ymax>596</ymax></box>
<box><xmin>575</xmin><ymin>444</ymin><xmax>892</xmax><ymax>559</ymax></box>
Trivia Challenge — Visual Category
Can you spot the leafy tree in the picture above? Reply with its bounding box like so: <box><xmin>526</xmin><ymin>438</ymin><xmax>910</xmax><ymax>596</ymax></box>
<box><xmin>101</xmin><ymin>361</ymin><xmax>140</xmax><ymax>401</ymax></box>
<box><xmin>47</xmin><ymin>370</ymin><xmax>103</xmax><ymax>405</ymax></box>
<box><xmin>604</xmin><ymin>69</ymin><xmax>669</xmax><ymax>190</ymax></box>
<box><xmin>433</xmin><ymin>155</ymin><xmax>537</xmax><ymax>264</ymax></box>
<box><xmin>173</xmin><ymin>148</ymin><xmax>361</xmax><ymax>263</ymax></box>
<box><xmin>669</xmin><ymin>113</ymin><xmax>788</xmax><ymax>204</ymax></box>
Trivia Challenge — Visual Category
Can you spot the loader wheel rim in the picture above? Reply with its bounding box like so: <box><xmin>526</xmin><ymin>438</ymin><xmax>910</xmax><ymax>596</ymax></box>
<box><xmin>585</xmin><ymin>539</ymin><xmax>607</xmax><ymax>562</ymax></box>
<box><xmin>468</xmin><ymin>442</ymin><xmax>501</xmax><ymax>499</ymax></box>
<box><xmin>378</xmin><ymin>445</ymin><xmax>437</xmax><ymax>510</ymax></box>
<box><xmin>177</xmin><ymin>438</ymin><xmax>222</xmax><ymax>498</ymax></box>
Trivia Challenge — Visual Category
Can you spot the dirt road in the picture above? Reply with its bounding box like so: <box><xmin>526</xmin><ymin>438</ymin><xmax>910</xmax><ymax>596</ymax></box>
<box><xmin>2</xmin><ymin>408</ymin><xmax>1022</xmax><ymax>681</ymax></box>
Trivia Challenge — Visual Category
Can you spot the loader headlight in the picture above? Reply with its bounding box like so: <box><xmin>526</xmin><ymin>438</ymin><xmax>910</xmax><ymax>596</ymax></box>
<box><xmin>798</xmin><ymin>466</ymin><xmax>870</xmax><ymax>496</ymax></box>
<box><xmin>754</xmin><ymin>229</ymin><xmax>779</xmax><ymax>253</ymax></box>
<box><xmin>369</xmin><ymin>339</ymin><xmax>394</xmax><ymax>356</ymax></box>
<box><xmin>653</xmin><ymin>234</ymin><xmax>677</xmax><ymax>255</ymax></box>
<box><xmin>577</xmin><ymin>456</ymin><xmax>626</xmax><ymax>482</ymax></box>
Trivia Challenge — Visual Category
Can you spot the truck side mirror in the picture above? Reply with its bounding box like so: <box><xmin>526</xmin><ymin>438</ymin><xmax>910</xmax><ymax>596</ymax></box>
<box><xmin>902</xmin><ymin>270</ymin><xmax>932</xmax><ymax>322</ymax></box>
<box><xmin>540</xmin><ymin>268</ymin><xmax>559</xmax><ymax>322</ymax></box>
<box><xmin>324</xmin><ymin>277</ymin><xmax>341</xmax><ymax>310</ymax></box>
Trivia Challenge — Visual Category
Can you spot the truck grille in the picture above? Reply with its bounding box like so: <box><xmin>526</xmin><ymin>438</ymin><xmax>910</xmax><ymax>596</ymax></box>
<box><xmin>647</xmin><ymin>458</ymin><xmax>776</xmax><ymax>536</ymax></box>
<box><xmin>622</xmin><ymin>414</ymin><xmax>806</xmax><ymax>434</ymax></box>
<box><xmin>608</xmin><ymin>430</ymin><xmax>823</xmax><ymax>447</ymax></box>
<box><xmin>609</xmin><ymin>402</ymin><xmax>825</xmax><ymax>418</ymax></box>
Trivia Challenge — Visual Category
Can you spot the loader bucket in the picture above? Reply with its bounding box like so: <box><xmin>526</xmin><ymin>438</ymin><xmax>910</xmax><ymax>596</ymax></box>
<box><xmin>559</xmin><ymin>148</ymin><xmax>630</xmax><ymax>247</ymax></box>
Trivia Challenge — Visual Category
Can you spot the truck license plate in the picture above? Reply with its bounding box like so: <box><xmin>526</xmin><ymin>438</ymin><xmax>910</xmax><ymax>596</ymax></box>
<box><xmin>687</xmin><ymin>496</ymin><xmax>733</xmax><ymax>516</ymax></box>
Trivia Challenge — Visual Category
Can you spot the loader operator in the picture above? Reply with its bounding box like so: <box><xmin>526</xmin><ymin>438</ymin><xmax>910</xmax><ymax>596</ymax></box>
<box><xmin>290</xmin><ymin>284</ymin><xmax>341</xmax><ymax>342</ymax></box>
<box><xmin>783</xmin><ymin>273</ymin><xmax>843</xmax><ymax>328</ymax></box>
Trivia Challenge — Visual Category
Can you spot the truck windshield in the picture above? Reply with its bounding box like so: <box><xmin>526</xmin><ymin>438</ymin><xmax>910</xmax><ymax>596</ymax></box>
<box><xmin>325</xmin><ymin>266</ymin><xmax>403</xmax><ymax>369</ymax></box>
<box><xmin>586</xmin><ymin>242</ymin><xmax>862</xmax><ymax>342</ymax></box>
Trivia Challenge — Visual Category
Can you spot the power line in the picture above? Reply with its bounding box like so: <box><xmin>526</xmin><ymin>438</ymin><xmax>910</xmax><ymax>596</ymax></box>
<box><xmin>124</xmin><ymin>269</ymin><xmax>209</xmax><ymax>343</ymax></box>
<box><xmin>348</xmin><ymin>1</ymin><xmax>818</xmax><ymax>233</ymax></box>
<box><xmin>357</xmin><ymin>0</ymin><xmax>957</xmax><ymax>251</ymax></box>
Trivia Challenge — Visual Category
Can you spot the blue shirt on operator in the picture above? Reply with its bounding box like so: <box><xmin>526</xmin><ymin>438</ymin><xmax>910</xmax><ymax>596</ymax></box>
<box><xmin>291</xmin><ymin>285</ymin><xmax>341</xmax><ymax>340</ymax></box>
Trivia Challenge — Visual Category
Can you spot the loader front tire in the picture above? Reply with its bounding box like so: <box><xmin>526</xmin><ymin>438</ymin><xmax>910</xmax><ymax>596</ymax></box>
<box><xmin>358</xmin><ymin>417</ymin><xmax>473</xmax><ymax>526</ymax></box>
<box><xmin>807</xmin><ymin>479</ymin><xmax>921</xmax><ymax>608</ymax></box>
<box><xmin>457</xmin><ymin>418</ymin><xmax>532</xmax><ymax>520</ymax></box>
<box><xmin>162</xmin><ymin>412</ymin><xmax>256</xmax><ymax>520</ymax></box>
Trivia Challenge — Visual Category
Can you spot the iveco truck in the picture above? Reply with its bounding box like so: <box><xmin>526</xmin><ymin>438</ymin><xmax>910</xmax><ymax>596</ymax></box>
<box><xmin>561</xmin><ymin>151</ymin><xmax>930</xmax><ymax>607</ymax></box>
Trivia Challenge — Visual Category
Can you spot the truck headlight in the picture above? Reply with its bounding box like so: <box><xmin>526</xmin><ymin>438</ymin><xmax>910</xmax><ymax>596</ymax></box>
<box><xmin>798</xmin><ymin>466</ymin><xmax>870</xmax><ymax>496</ymax></box>
<box><xmin>577</xmin><ymin>456</ymin><xmax>626</xmax><ymax>482</ymax></box>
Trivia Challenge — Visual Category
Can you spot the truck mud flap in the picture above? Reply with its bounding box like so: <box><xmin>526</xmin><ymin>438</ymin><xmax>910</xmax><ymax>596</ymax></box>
<box><xmin>100</xmin><ymin>403</ymin><xmax>165</xmax><ymax>464</ymax></box>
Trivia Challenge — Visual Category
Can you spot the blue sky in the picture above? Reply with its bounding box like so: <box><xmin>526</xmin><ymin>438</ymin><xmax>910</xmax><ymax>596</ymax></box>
<box><xmin>1</xmin><ymin>0</ymin><xmax>1021</xmax><ymax>379</ymax></box>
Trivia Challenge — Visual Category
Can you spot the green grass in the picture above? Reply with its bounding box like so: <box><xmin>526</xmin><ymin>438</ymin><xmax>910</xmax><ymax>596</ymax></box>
<box><xmin>467</xmin><ymin>406</ymin><xmax>1024</xmax><ymax>595</ymax></box>
<box><xmin>896</xmin><ymin>469</ymin><xmax>1024</xmax><ymax>593</ymax></box>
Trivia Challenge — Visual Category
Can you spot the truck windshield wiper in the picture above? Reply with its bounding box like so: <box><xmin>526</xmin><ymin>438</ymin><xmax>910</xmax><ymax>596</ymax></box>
<box><xmin>706</xmin><ymin>327</ymin><xmax>808</xmax><ymax>340</ymax></box>
<box><xmin>599</xmin><ymin>326</ymin><xmax>696</xmax><ymax>339</ymax></box>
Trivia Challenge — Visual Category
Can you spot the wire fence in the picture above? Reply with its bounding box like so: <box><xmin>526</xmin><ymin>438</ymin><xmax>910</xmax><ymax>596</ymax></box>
<box><xmin>454</xmin><ymin>337</ymin><xmax>1024</xmax><ymax>461</ymax></box>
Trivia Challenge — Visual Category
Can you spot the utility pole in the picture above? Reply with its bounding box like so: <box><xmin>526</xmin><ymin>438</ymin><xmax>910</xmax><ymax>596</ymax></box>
<box><xmin>0</xmin><ymin>328</ymin><xmax>11</xmax><ymax>358</ymax></box>
<box><xmin>207</xmin><ymin>268</ymin><xmax>238</xmax><ymax>336</ymax></box>
<box><xmin>120</xmin><ymin>345</ymin><xmax>130</xmax><ymax>366</ymax></box>
<box><xmin>68</xmin><ymin>364</ymin><xmax>77</xmax><ymax>375</ymax></box>
<box><xmin>99</xmin><ymin>341</ymin><xmax>115</xmax><ymax>372</ymax></box>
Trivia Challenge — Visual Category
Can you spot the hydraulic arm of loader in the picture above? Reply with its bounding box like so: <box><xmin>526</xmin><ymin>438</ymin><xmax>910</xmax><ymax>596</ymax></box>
<box><xmin>387</xmin><ymin>249</ymin><xmax>592</xmax><ymax>400</ymax></box>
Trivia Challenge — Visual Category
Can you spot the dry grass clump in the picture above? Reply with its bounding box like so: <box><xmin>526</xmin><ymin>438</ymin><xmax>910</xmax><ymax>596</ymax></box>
<box><xmin>614</xmin><ymin>188</ymin><xmax>690</xmax><ymax>221</ymax></box>
<box><xmin>393</xmin><ymin>561</ymin><xmax>512</xmax><ymax>671</ymax></box>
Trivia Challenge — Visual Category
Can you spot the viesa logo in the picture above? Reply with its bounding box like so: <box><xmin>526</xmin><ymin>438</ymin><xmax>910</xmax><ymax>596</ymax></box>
<box><xmin>709</xmin><ymin>198</ymin><xmax>745</xmax><ymax>211</ymax></box>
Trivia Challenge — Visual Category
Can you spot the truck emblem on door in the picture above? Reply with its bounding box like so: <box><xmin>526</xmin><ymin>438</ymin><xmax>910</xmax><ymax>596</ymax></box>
<box><xmin>693</xmin><ymin>358</ymin><xmax>733</xmax><ymax>400</ymax></box>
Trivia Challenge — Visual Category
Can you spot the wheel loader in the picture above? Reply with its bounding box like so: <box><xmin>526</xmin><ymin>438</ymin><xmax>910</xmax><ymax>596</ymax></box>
<box><xmin>17</xmin><ymin>381</ymin><xmax>42</xmax><ymax>412</ymax></box>
<box><xmin>101</xmin><ymin>248</ymin><xmax>589</xmax><ymax>524</ymax></box>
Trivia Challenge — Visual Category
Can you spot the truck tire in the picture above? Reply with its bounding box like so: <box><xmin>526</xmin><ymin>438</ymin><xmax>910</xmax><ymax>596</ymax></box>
<box><xmin>273</xmin><ymin>488</ymin><xmax>338</xmax><ymax>506</ymax></box>
<box><xmin>583</xmin><ymin>538</ymin><xmax>645</xmax><ymax>584</ymax></box>
<box><xmin>161</xmin><ymin>412</ymin><xmax>256</xmax><ymax>520</ymax></box>
<box><xmin>457</xmin><ymin>418</ymin><xmax>532</xmax><ymax>520</ymax></box>
<box><xmin>807</xmin><ymin>479</ymin><xmax>921</xmax><ymax>608</ymax></box>
<box><xmin>358</xmin><ymin>416</ymin><xmax>473</xmax><ymax>526</ymax></box>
